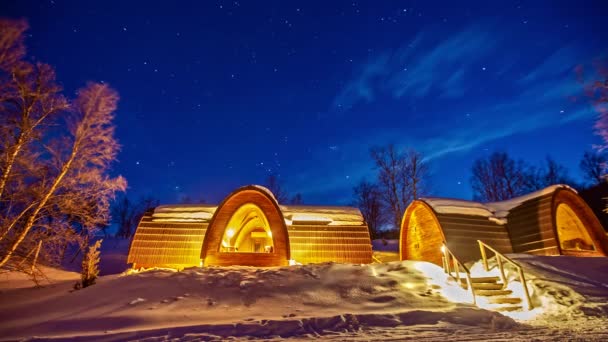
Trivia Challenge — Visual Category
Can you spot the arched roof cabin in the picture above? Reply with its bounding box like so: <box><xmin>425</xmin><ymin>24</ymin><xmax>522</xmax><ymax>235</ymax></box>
<box><xmin>128</xmin><ymin>185</ymin><xmax>372</xmax><ymax>268</ymax></box>
<box><xmin>400</xmin><ymin>185</ymin><xmax>608</xmax><ymax>265</ymax></box>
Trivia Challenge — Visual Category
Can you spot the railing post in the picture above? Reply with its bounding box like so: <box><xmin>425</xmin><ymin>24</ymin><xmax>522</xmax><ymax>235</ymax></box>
<box><xmin>453</xmin><ymin>257</ymin><xmax>460</xmax><ymax>284</ymax></box>
<box><xmin>497</xmin><ymin>256</ymin><xmax>507</xmax><ymax>287</ymax></box>
<box><xmin>519</xmin><ymin>268</ymin><xmax>532</xmax><ymax>310</ymax></box>
<box><xmin>465</xmin><ymin>274</ymin><xmax>476</xmax><ymax>305</ymax></box>
<box><xmin>478</xmin><ymin>240</ymin><xmax>488</xmax><ymax>272</ymax></box>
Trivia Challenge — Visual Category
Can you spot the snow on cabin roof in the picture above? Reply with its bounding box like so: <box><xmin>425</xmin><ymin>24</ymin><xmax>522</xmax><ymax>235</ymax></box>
<box><xmin>420</xmin><ymin>184</ymin><xmax>574</xmax><ymax>225</ymax></box>
<box><xmin>150</xmin><ymin>202</ymin><xmax>364</xmax><ymax>226</ymax></box>
<box><xmin>485</xmin><ymin>184</ymin><xmax>576</xmax><ymax>216</ymax></box>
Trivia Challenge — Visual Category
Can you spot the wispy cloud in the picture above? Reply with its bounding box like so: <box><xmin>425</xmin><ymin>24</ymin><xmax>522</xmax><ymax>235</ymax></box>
<box><xmin>333</xmin><ymin>25</ymin><xmax>498</xmax><ymax>109</ymax></box>
<box><xmin>302</xmin><ymin>24</ymin><xmax>600</xmax><ymax>200</ymax></box>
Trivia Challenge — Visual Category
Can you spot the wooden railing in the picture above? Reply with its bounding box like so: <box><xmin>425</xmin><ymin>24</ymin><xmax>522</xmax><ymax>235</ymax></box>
<box><xmin>441</xmin><ymin>242</ymin><xmax>476</xmax><ymax>305</ymax></box>
<box><xmin>477</xmin><ymin>240</ymin><xmax>533</xmax><ymax>310</ymax></box>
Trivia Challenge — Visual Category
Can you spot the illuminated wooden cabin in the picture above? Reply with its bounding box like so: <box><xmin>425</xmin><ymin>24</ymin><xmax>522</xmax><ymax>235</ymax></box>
<box><xmin>400</xmin><ymin>185</ymin><xmax>608</xmax><ymax>265</ymax></box>
<box><xmin>128</xmin><ymin>185</ymin><xmax>372</xmax><ymax>268</ymax></box>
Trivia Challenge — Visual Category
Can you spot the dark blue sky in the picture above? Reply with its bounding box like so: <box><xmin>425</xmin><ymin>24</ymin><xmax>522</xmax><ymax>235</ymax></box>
<box><xmin>3</xmin><ymin>1</ymin><xmax>607</xmax><ymax>205</ymax></box>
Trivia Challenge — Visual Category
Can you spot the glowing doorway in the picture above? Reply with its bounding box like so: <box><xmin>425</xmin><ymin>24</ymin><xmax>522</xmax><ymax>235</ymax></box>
<box><xmin>220</xmin><ymin>203</ymin><xmax>274</xmax><ymax>253</ymax></box>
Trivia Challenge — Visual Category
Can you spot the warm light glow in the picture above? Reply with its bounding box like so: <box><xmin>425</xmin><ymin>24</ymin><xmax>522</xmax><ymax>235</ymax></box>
<box><xmin>440</xmin><ymin>245</ymin><xmax>446</xmax><ymax>254</ymax></box>
<box><xmin>413</xmin><ymin>261</ymin><xmax>474</xmax><ymax>304</ymax></box>
<box><xmin>221</xmin><ymin>203</ymin><xmax>274</xmax><ymax>253</ymax></box>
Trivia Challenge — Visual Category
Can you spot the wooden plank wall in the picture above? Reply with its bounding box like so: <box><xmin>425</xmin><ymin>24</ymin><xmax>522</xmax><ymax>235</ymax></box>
<box><xmin>438</xmin><ymin>213</ymin><xmax>512</xmax><ymax>263</ymax></box>
<box><xmin>505</xmin><ymin>193</ymin><xmax>560</xmax><ymax>256</ymax></box>
<box><xmin>287</xmin><ymin>224</ymin><xmax>372</xmax><ymax>264</ymax></box>
<box><xmin>127</xmin><ymin>213</ymin><xmax>208</xmax><ymax>268</ymax></box>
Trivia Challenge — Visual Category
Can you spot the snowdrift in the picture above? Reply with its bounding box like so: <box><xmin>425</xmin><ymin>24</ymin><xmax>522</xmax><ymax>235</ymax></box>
<box><xmin>0</xmin><ymin>255</ymin><xmax>607</xmax><ymax>340</ymax></box>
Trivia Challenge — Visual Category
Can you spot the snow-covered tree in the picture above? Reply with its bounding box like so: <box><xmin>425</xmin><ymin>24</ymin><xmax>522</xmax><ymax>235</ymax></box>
<box><xmin>0</xmin><ymin>19</ymin><xmax>126</xmax><ymax>269</ymax></box>
<box><xmin>80</xmin><ymin>239</ymin><xmax>102</xmax><ymax>288</ymax></box>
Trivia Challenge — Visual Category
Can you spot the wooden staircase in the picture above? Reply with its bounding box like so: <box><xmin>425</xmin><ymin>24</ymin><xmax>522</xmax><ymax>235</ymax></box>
<box><xmin>441</xmin><ymin>240</ymin><xmax>532</xmax><ymax>312</ymax></box>
<box><xmin>459</xmin><ymin>276</ymin><xmax>524</xmax><ymax>311</ymax></box>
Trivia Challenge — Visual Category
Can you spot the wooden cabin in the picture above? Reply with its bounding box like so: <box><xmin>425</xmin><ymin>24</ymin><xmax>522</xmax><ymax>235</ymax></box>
<box><xmin>400</xmin><ymin>185</ymin><xmax>608</xmax><ymax>265</ymax></box>
<box><xmin>128</xmin><ymin>185</ymin><xmax>372</xmax><ymax>268</ymax></box>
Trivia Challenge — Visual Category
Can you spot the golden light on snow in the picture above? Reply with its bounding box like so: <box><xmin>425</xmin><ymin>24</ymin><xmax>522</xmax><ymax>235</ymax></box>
<box><xmin>403</xmin><ymin>282</ymin><xmax>415</xmax><ymax>289</ymax></box>
<box><xmin>413</xmin><ymin>261</ymin><xmax>475</xmax><ymax>304</ymax></box>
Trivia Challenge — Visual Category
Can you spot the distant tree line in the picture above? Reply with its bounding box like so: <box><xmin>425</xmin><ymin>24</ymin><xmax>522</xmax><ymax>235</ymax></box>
<box><xmin>469</xmin><ymin>152</ymin><xmax>601</xmax><ymax>202</ymax></box>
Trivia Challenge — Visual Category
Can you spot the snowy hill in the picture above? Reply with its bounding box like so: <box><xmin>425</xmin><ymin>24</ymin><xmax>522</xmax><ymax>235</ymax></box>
<box><xmin>1</xmin><ymin>254</ymin><xmax>608</xmax><ymax>340</ymax></box>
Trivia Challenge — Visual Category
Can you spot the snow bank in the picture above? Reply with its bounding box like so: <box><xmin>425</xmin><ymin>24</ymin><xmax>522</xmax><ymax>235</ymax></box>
<box><xmin>1</xmin><ymin>255</ymin><xmax>607</xmax><ymax>340</ymax></box>
<box><xmin>0</xmin><ymin>261</ymin><xmax>520</xmax><ymax>340</ymax></box>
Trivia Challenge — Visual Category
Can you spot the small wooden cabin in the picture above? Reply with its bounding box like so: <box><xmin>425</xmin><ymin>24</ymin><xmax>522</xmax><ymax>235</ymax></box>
<box><xmin>400</xmin><ymin>185</ymin><xmax>608</xmax><ymax>265</ymax></box>
<box><xmin>128</xmin><ymin>185</ymin><xmax>372</xmax><ymax>268</ymax></box>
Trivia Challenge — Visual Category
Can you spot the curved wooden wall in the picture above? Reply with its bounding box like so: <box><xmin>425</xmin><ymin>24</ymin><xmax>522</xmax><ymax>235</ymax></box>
<box><xmin>400</xmin><ymin>186</ymin><xmax>608</xmax><ymax>265</ymax></box>
<box><xmin>201</xmin><ymin>186</ymin><xmax>290</xmax><ymax>267</ymax></box>
<box><xmin>400</xmin><ymin>200</ymin><xmax>513</xmax><ymax>264</ymax></box>
<box><xmin>399</xmin><ymin>201</ymin><xmax>445</xmax><ymax>265</ymax></box>
<box><xmin>552</xmin><ymin>188</ymin><xmax>608</xmax><ymax>256</ymax></box>
<box><xmin>128</xmin><ymin>185</ymin><xmax>373</xmax><ymax>268</ymax></box>
<box><xmin>285</xmin><ymin>206</ymin><xmax>372</xmax><ymax>264</ymax></box>
<box><xmin>505</xmin><ymin>191</ymin><xmax>558</xmax><ymax>255</ymax></box>
<box><xmin>127</xmin><ymin>210</ymin><xmax>208</xmax><ymax>269</ymax></box>
<box><xmin>506</xmin><ymin>187</ymin><xmax>608</xmax><ymax>256</ymax></box>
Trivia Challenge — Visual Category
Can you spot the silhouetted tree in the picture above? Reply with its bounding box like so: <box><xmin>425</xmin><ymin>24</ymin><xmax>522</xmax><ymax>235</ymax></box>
<box><xmin>471</xmin><ymin>152</ymin><xmax>531</xmax><ymax>202</ymax></box>
<box><xmin>535</xmin><ymin>156</ymin><xmax>572</xmax><ymax>187</ymax></box>
<box><xmin>289</xmin><ymin>193</ymin><xmax>303</xmax><ymax>205</ymax></box>
<box><xmin>112</xmin><ymin>196</ymin><xmax>158</xmax><ymax>238</ymax></box>
<box><xmin>265</xmin><ymin>173</ymin><xmax>289</xmax><ymax>203</ymax></box>
<box><xmin>580</xmin><ymin>151</ymin><xmax>606</xmax><ymax>186</ymax></box>
<box><xmin>370</xmin><ymin>144</ymin><xmax>429</xmax><ymax>229</ymax></box>
<box><xmin>352</xmin><ymin>180</ymin><xmax>384</xmax><ymax>240</ymax></box>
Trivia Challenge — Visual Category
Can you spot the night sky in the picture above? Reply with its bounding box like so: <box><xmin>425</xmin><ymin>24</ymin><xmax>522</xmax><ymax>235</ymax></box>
<box><xmin>3</xmin><ymin>1</ymin><xmax>607</xmax><ymax>205</ymax></box>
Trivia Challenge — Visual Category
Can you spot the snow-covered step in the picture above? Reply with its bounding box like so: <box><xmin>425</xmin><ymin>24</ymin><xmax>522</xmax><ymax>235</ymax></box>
<box><xmin>469</xmin><ymin>282</ymin><xmax>504</xmax><ymax>290</ymax></box>
<box><xmin>468</xmin><ymin>276</ymin><xmax>500</xmax><ymax>283</ymax></box>
<box><xmin>488</xmin><ymin>297</ymin><xmax>522</xmax><ymax>305</ymax></box>
<box><xmin>495</xmin><ymin>305</ymin><xmax>524</xmax><ymax>312</ymax></box>
<box><xmin>475</xmin><ymin>289</ymin><xmax>513</xmax><ymax>297</ymax></box>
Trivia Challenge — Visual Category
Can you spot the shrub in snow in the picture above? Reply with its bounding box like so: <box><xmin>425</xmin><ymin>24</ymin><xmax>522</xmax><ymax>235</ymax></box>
<box><xmin>80</xmin><ymin>239</ymin><xmax>102</xmax><ymax>288</ymax></box>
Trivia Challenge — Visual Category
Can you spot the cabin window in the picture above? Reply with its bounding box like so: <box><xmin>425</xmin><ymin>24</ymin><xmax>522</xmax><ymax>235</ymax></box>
<box><xmin>555</xmin><ymin>203</ymin><xmax>596</xmax><ymax>252</ymax></box>
<box><xmin>220</xmin><ymin>203</ymin><xmax>275</xmax><ymax>253</ymax></box>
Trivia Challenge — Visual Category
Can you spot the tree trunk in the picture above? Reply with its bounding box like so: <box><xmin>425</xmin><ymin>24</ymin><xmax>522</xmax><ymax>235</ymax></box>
<box><xmin>0</xmin><ymin>152</ymin><xmax>75</xmax><ymax>268</ymax></box>
<box><xmin>0</xmin><ymin>133</ymin><xmax>24</xmax><ymax>201</ymax></box>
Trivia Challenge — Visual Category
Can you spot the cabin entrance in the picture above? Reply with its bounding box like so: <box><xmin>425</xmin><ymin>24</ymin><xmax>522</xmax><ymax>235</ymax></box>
<box><xmin>201</xmin><ymin>186</ymin><xmax>290</xmax><ymax>267</ymax></box>
<box><xmin>220</xmin><ymin>203</ymin><xmax>274</xmax><ymax>253</ymax></box>
<box><xmin>555</xmin><ymin>203</ymin><xmax>596</xmax><ymax>253</ymax></box>
<box><xmin>401</xmin><ymin>202</ymin><xmax>445</xmax><ymax>265</ymax></box>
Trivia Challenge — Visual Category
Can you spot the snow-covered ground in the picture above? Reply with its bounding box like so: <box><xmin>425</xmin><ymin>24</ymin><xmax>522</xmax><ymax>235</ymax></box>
<box><xmin>1</xmin><ymin>240</ymin><xmax>607</xmax><ymax>341</ymax></box>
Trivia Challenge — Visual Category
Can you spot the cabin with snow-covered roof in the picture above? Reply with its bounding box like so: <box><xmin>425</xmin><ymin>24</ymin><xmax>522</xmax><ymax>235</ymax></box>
<box><xmin>400</xmin><ymin>185</ymin><xmax>608</xmax><ymax>265</ymax></box>
<box><xmin>127</xmin><ymin>185</ymin><xmax>372</xmax><ymax>268</ymax></box>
